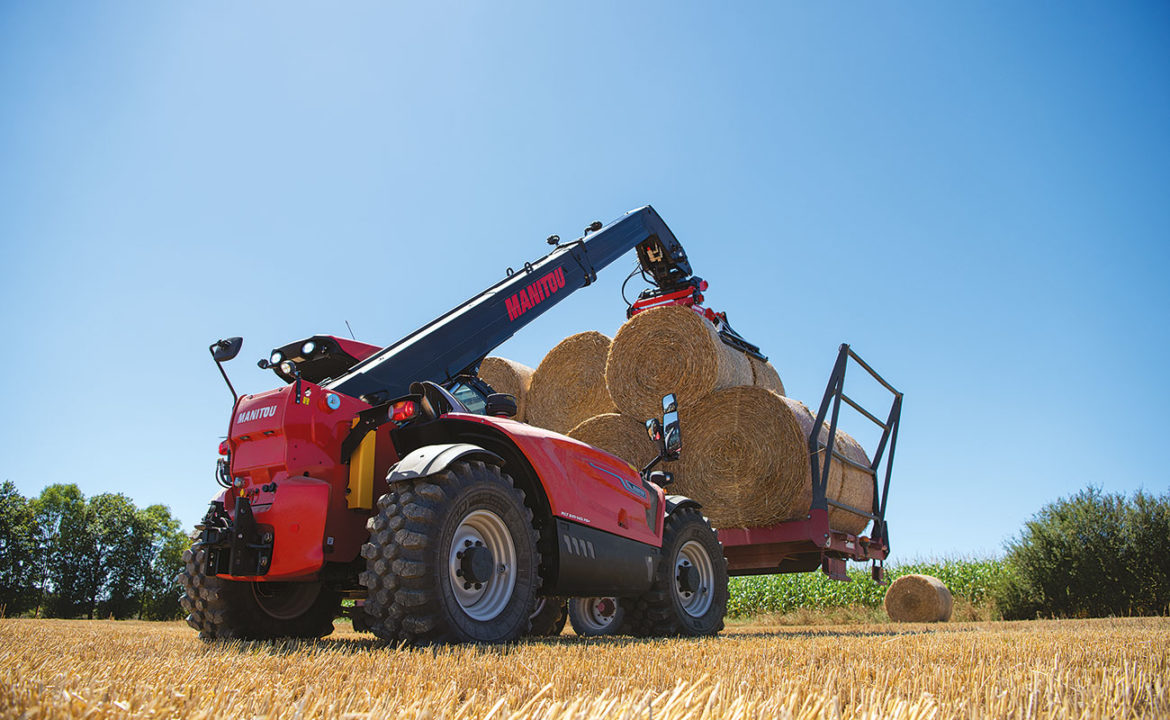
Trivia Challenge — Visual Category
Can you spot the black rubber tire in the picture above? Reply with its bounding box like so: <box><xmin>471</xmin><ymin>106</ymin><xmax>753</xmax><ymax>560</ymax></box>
<box><xmin>527</xmin><ymin>596</ymin><xmax>568</xmax><ymax>636</ymax></box>
<box><xmin>176</xmin><ymin>543</ymin><xmax>340</xmax><ymax>640</ymax></box>
<box><xmin>568</xmin><ymin>596</ymin><xmax>625</xmax><ymax>637</ymax></box>
<box><xmin>621</xmin><ymin>506</ymin><xmax>728</xmax><ymax>637</ymax></box>
<box><xmin>359</xmin><ymin>460</ymin><xmax>541</xmax><ymax>645</ymax></box>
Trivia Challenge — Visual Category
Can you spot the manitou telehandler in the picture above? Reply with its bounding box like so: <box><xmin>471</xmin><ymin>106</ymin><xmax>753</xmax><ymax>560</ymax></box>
<box><xmin>181</xmin><ymin>205</ymin><xmax>902</xmax><ymax>645</ymax></box>
<box><xmin>180</xmin><ymin>206</ymin><xmax>758</xmax><ymax>644</ymax></box>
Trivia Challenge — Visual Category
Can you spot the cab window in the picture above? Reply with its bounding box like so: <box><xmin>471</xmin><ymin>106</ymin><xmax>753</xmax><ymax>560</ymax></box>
<box><xmin>447</xmin><ymin>382</ymin><xmax>487</xmax><ymax>414</ymax></box>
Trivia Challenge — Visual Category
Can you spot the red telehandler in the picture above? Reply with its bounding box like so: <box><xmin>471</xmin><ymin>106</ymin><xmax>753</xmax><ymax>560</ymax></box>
<box><xmin>180</xmin><ymin>206</ymin><xmax>902</xmax><ymax>644</ymax></box>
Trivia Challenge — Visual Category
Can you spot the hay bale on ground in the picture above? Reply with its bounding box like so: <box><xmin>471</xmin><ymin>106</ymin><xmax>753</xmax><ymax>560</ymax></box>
<box><xmin>779</xmin><ymin>397</ymin><xmax>874</xmax><ymax>536</ymax></box>
<box><xmin>884</xmin><ymin>574</ymin><xmax>954</xmax><ymax>622</ymax></box>
<box><xmin>567</xmin><ymin>413</ymin><xmax>659</xmax><ymax>469</ymax></box>
<box><xmin>748</xmin><ymin>355</ymin><xmax>786</xmax><ymax>396</ymax></box>
<box><xmin>477</xmin><ymin>357</ymin><xmax>534</xmax><ymax>422</ymax></box>
<box><xmin>606</xmin><ymin>305</ymin><xmax>752</xmax><ymax>420</ymax></box>
<box><xmin>671</xmin><ymin>386</ymin><xmax>808</xmax><ymax>528</ymax></box>
<box><xmin>527</xmin><ymin>331</ymin><xmax>617</xmax><ymax>434</ymax></box>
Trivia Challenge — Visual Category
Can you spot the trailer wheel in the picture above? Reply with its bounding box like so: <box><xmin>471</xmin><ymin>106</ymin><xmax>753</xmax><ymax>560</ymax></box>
<box><xmin>359</xmin><ymin>460</ymin><xmax>540</xmax><ymax>645</ymax></box>
<box><xmin>176</xmin><ymin>543</ymin><xmax>339</xmax><ymax>640</ymax></box>
<box><xmin>527</xmin><ymin>596</ymin><xmax>568</xmax><ymax>636</ymax></box>
<box><xmin>568</xmin><ymin>596</ymin><xmax>625</xmax><ymax>636</ymax></box>
<box><xmin>624</xmin><ymin>506</ymin><xmax>727</xmax><ymax>637</ymax></box>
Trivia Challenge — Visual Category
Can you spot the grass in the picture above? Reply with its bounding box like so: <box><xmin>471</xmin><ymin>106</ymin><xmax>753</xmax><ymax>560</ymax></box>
<box><xmin>2</xmin><ymin>616</ymin><xmax>1167</xmax><ymax>719</ymax></box>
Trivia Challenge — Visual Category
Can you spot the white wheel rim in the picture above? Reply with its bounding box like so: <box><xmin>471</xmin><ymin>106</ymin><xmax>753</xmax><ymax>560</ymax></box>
<box><xmin>572</xmin><ymin>597</ymin><xmax>619</xmax><ymax>633</ymax></box>
<box><xmin>448</xmin><ymin>509</ymin><xmax>517</xmax><ymax>621</ymax></box>
<box><xmin>674</xmin><ymin>540</ymin><xmax>714</xmax><ymax>618</ymax></box>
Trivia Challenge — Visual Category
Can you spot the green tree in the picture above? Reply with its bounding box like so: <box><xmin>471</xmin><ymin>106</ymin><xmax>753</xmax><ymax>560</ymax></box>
<box><xmin>996</xmin><ymin>487</ymin><xmax>1170</xmax><ymax>618</ymax></box>
<box><xmin>89</xmin><ymin>493</ymin><xmax>141</xmax><ymax>619</ymax></box>
<box><xmin>134</xmin><ymin>504</ymin><xmax>188</xmax><ymax>620</ymax></box>
<box><xmin>32</xmin><ymin>484</ymin><xmax>91</xmax><ymax>618</ymax></box>
<box><xmin>0</xmin><ymin>481</ymin><xmax>39</xmax><ymax>615</ymax></box>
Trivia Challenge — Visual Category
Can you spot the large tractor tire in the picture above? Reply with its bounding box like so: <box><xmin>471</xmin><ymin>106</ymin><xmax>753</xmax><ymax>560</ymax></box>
<box><xmin>527</xmin><ymin>596</ymin><xmax>568</xmax><ymax>636</ymax></box>
<box><xmin>622</xmin><ymin>506</ymin><xmax>728</xmax><ymax>637</ymax></box>
<box><xmin>359</xmin><ymin>460</ymin><xmax>541</xmax><ymax>645</ymax></box>
<box><xmin>568</xmin><ymin>596</ymin><xmax>625</xmax><ymax>637</ymax></box>
<box><xmin>176</xmin><ymin>544</ymin><xmax>340</xmax><ymax>640</ymax></box>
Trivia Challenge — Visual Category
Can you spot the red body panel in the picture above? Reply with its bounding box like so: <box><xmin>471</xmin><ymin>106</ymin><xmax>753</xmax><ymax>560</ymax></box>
<box><xmin>219</xmin><ymin>382</ymin><xmax>398</xmax><ymax>580</ymax></box>
<box><xmin>446</xmin><ymin>413</ymin><xmax>665</xmax><ymax>547</ymax></box>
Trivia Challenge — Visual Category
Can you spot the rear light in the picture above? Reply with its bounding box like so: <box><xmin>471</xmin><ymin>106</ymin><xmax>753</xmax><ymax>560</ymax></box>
<box><xmin>218</xmin><ymin>440</ymin><xmax>230</xmax><ymax>456</ymax></box>
<box><xmin>391</xmin><ymin>400</ymin><xmax>418</xmax><ymax>423</ymax></box>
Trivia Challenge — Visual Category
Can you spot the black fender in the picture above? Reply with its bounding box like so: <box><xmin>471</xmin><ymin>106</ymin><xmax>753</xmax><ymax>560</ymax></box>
<box><xmin>664</xmin><ymin>494</ymin><xmax>701</xmax><ymax>516</ymax></box>
<box><xmin>386</xmin><ymin>443</ymin><xmax>504</xmax><ymax>484</ymax></box>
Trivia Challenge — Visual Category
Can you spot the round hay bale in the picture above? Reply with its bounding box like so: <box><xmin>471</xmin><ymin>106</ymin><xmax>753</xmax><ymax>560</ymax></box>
<box><xmin>527</xmin><ymin>331</ymin><xmax>617</xmax><ymax>434</ymax></box>
<box><xmin>606</xmin><ymin>305</ymin><xmax>752</xmax><ymax>420</ymax></box>
<box><xmin>567</xmin><ymin>413</ymin><xmax>659</xmax><ymax>469</ymax></box>
<box><xmin>748</xmin><ymin>355</ymin><xmax>786</xmax><ymax>396</ymax></box>
<box><xmin>477</xmin><ymin>357</ymin><xmax>534</xmax><ymax>422</ymax></box>
<box><xmin>672</xmin><ymin>386</ymin><xmax>808</xmax><ymax>528</ymax></box>
<box><xmin>778</xmin><ymin>396</ymin><xmax>874</xmax><ymax>535</ymax></box>
<box><xmin>884</xmin><ymin>574</ymin><xmax>954</xmax><ymax>622</ymax></box>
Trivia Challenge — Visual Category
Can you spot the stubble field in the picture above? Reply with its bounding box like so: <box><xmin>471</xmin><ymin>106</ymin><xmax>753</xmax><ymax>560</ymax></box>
<box><xmin>1</xmin><ymin>617</ymin><xmax>1166</xmax><ymax>719</ymax></box>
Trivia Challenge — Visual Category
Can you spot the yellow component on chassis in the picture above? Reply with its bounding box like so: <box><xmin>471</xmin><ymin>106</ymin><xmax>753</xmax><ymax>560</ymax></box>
<box><xmin>347</xmin><ymin>419</ymin><xmax>376</xmax><ymax>510</ymax></box>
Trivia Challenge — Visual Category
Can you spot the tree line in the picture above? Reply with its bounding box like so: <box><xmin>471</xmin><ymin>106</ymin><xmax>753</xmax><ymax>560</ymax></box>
<box><xmin>0</xmin><ymin>481</ymin><xmax>189</xmax><ymax>620</ymax></box>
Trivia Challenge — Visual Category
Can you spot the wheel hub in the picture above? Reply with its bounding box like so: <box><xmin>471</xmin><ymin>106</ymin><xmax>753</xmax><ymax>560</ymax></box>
<box><xmin>676</xmin><ymin>563</ymin><xmax>700</xmax><ymax>594</ymax></box>
<box><xmin>448</xmin><ymin>509</ymin><xmax>518</xmax><ymax>621</ymax></box>
<box><xmin>459</xmin><ymin>543</ymin><xmax>495</xmax><ymax>585</ymax></box>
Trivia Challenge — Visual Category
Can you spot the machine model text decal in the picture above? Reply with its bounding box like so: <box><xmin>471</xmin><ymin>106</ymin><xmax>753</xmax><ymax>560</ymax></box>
<box><xmin>505</xmin><ymin>266</ymin><xmax>566</xmax><ymax>322</ymax></box>
<box><xmin>236</xmin><ymin>405</ymin><xmax>278</xmax><ymax>424</ymax></box>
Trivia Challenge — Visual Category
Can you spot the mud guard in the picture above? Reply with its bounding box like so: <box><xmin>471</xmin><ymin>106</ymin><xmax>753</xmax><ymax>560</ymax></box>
<box><xmin>386</xmin><ymin>443</ymin><xmax>504</xmax><ymax>484</ymax></box>
<box><xmin>665</xmin><ymin>494</ymin><xmax>701</xmax><ymax>515</ymax></box>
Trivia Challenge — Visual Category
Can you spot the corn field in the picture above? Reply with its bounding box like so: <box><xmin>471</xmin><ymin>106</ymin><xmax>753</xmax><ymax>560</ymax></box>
<box><xmin>728</xmin><ymin>559</ymin><xmax>1004</xmax><ymax>617</ymax></box>
<box><xmin>1</xmin><ymin>616</ymin><xmax>1166</xmax><ymax>719</ymax></box>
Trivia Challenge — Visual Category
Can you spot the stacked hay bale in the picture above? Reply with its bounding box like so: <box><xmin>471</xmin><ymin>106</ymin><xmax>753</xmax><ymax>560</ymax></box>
<box><xmin>884</xmin><ymin>574</ymin><xmax>953</xmax><ymax>622</ymax></box>
<box><xmin>485</xmin><ymin>305</ymin><xmax>874</xmax><ymax>535</ymax></box>
<box><xmin>526</xmin><ymin>331</ymin><xmax>617</xmax><ymax>434</ymax></box>
<box><xmin>477</xmin><ymin>357</ymin><xmax>535</xmax><ymax>422</ymax></box>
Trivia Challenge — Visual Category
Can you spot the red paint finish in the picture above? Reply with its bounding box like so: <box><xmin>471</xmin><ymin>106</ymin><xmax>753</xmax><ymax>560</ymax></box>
<box><xmin>717</xmin><ymin>508</ymin><xmax>889</xmax><ymax>576</ymax></box>
<box><xmin>218</xmin><ymin>382</ymin><xmax>399</xmax><ymax>580</ymax></box>
<box><xmin>329</xmin><ymin>335</ymin><xmax>380</xmax><ymax>362</ymax></box>
<box><xmin>447</xmin><ymin>413</ymin><xmax>665</xmax><ymax>547</ymax></box>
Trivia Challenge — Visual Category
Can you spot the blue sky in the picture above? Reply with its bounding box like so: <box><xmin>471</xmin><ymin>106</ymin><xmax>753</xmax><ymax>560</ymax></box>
<box><xmin>2</xmin><ymin>2</ymin><xmax>1167</xmax><ymax>561</ymax></box>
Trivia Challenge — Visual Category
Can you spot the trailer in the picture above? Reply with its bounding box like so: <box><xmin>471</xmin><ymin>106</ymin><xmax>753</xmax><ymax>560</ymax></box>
<box><xmin>718</xmin><ymin>343</ymin><xmax>902</xmax><ymax>584</ymax></box>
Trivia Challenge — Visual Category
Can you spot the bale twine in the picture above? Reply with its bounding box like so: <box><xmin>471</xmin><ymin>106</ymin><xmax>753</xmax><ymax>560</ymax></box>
<box><xmin>884</xmin><ymin>574</ymin><xmax>954</xmax><ymax>622</ymax></box>
<box><xmin>477</xmin><ymin>357</ymin><xmax>534</xmax><ymax>422</ymax></box>
<box><xmin>671</xmin><ymin>386</ymin><xmax>808</xmax><ymax>528</ymax></box>
<box><xmin>526</xmin><ymin>331</ymin><xmax>617</xmax><ymax>434</ymax></box>
<box><xmin>748</xmin><ymin>355</ymin><xmax>786</xmax><ymax>396</ymax></box>
<box><xmin>606</xmin><ymin>305</ymin><xmax>752</xmax><ymax>420</ymax></box>
<box><xmin>567</xmin><ymin>413</ymin><xmax>659</xmax><ymax>469</ymax></box>
<box><xmin>779</xmin><ymin>396</ymin><xmax>875</xmax><ymax>536</ymax></box>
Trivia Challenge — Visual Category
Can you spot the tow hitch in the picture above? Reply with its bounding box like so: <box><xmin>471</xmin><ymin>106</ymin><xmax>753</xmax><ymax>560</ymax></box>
<box><xmin>197</xmin><ymin>498</ymin><xmax>274</xmax><ymax>576</ymax></box>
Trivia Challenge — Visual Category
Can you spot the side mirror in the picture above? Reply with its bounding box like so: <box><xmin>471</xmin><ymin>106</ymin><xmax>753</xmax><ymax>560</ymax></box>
<box><xmin>210</xmin><ymin>337</ymin><xmax>243</xmax><ymax>363</ymax></box>
<box><xmin>485</xmin><ymin>393</ymin><xmax>518</xmax><ymax>418</ymax></box>
<box><xmin>661</xmin><ymin>393</ymin><xmax>681</xmax><ymax>459</ymax></box>
<box><xmin>649</xmin><ymin>470</ymin><xmax>673</xmax><ymax>487</ymax></box>
<box><xmin>645</xmin><ymin>418</ymin><xmax>663</xmax><ymax>443</ymax></box>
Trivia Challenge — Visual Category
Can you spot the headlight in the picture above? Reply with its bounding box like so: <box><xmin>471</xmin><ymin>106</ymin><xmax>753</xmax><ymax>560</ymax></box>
<box><xmin>301</xmin><ymin>341</ymin><xmax>316</xmax><ymax>355</ymax></box>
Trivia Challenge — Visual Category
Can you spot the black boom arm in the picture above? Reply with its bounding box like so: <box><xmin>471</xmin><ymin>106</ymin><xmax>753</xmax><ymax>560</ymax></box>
<box><xmin>323</xmin><ymin>205</ymin><xmax>689</xmax><ymax>402</ymax></box>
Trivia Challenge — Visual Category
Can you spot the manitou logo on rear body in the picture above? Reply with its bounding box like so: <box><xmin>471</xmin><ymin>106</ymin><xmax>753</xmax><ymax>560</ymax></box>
<box><xmin>505</xmin><ymin>266</ymin><xmax>566</xmax><ymax>322</ymax></box>
<box><xmin>236</xmin><ymin>405</ymin><xmax>278</xmax><ymax>424</ymax></box>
